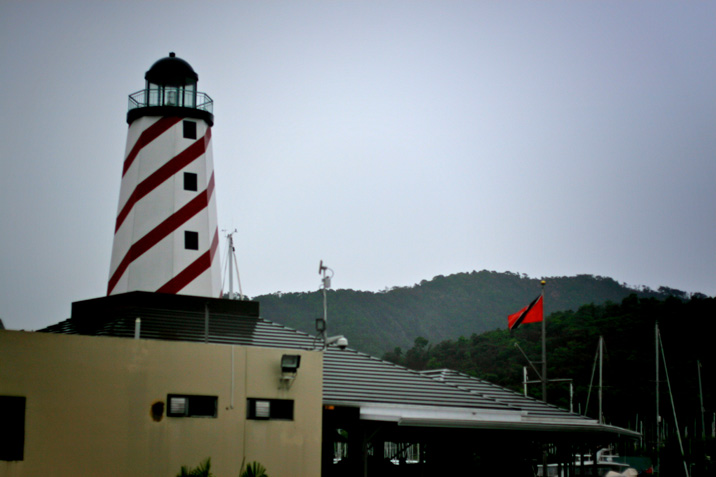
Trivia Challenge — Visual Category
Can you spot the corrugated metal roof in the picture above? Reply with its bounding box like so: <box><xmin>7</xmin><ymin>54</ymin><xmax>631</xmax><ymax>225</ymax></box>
<box><xmin>39</xmin><ymin>292</ymin><xmax>638</xmax><ymax>437</ymax></box>
<box><xmin>324</xmin><ymin>348</ymin><xmax>514</xmax><ymax>410</ymax></box>
<box><xmin>420</xmin><ymin>368</ymin><xmax>583</xmax><ymax>419</ymax></box>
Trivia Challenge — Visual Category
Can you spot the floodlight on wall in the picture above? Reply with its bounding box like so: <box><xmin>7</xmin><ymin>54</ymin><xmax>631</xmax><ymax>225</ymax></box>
<box><xmin>280</xmin><ymin>354</ymin><xmax>301</xmax><ymax>389</ymax></box>
<box><xmin>281</xmin><ymin>354</ymin><xmax>301</xmax><ymax>373</ymax></box>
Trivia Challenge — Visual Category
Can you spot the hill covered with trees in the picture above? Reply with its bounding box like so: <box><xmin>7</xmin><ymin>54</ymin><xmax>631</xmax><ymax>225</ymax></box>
<box><xmin>382</xmin><ymin>294</ymin><xmax>716</xmax><ymax>475</ymax></box>
<box><xmin>249</xmin><ymin>271</ymin><xmax>713</xmax><ymax>473</ymax></box>
<box><xmin>253</xmin><ymin>270</ymin><xmax>696</xmax><ymax>356</ymax></box>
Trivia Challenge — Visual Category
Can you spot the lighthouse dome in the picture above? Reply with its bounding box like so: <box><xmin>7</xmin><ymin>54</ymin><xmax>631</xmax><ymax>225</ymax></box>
<box><xmin>145</xmin><ymin>52</ymin><xmax>198</xmax><ymax>86</ymax></box>
<box><xmin>128</xmin><ymin>53</ymin><xmax>213</xmax><ymax>126</ymax></box>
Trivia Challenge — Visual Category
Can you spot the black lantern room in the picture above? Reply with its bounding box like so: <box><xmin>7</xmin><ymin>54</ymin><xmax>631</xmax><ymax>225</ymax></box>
<box><xmin>127</xmin><ymin>52</ymin><xmax>213</xmax><ymax>126</ymax></box>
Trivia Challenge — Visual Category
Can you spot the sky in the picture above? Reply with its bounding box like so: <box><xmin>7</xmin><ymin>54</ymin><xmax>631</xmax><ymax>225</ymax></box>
<box><xmin>1</xmin><ymin>1</ymin><xmax>715</xmax><ymax>331</ymax></box>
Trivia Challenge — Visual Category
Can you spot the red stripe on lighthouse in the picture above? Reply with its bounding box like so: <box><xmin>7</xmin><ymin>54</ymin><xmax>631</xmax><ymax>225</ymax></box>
<box><xmin>156</xmin><ymin>228</ymin><xmax>220</xmax><ymax>294</ymax></box>
<box><xmin>107</xmin><ymin>173</ymin><xmax>216</xmax><ymax>295</ymax></box>
<box><xmin>122</xmin><ymin>117</ymin><xmax>182</xmax><ymax>177</ymax></box>
<box><xmin>115</xmin><ymin>128</ymin><xmax>212</xmax><ymax>232</ymax></box>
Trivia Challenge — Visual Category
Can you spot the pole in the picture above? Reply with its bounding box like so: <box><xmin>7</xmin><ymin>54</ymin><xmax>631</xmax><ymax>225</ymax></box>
<box><xmin>599</xmin><ymin>336</ymin><xmax>604</xmax><ymax>424</ymax></box>
<box><xmin>541</xmin><ymin>280</ymin><xmax>547</xmax><ymax>402</ymax></box>
<box><xmin>586</xmin><ymin>340</ymin><xmax>599</xmax><ymax>417</ymax></box>
<box><xmin>697</xmin><ymin>360</ymin><xmax>705</xmax><ymax>439</ymax></box>
<box><xmin>656</xmin><ymin>322</ymin><xmax>661</xmax><ymax>466</ymax></box>
<box><xmin>322</xmin><ymin>280</ymin><xmax>328</xmax><ymax>349</ymax></box>
<box><xmin>515</xmin><ymin>342</ymin><xmax>542</xmax><ymax>379</ymax></box>
<box><xmin>659</xmin><ymin>332</ymin><xmax>690</xmax><ymax>477</ymax></box>
<box><xmin>538</xmin><ymin>282</ymin><xmax>550</xmax><ymax>477</ymax></box>
<box><xmin>319</xmin><ymin>261</ymin><xmax>332</xmax><ymax>350</ymax></box>
<box><xmin>233</xmin><ymin>252</ymin><xmax>244</xmax><ymax>300</ymax></box>
<box><xmin>228</xmin><ymin>233</ymin><xmax>234</xmax><ymax>299</ymax></box>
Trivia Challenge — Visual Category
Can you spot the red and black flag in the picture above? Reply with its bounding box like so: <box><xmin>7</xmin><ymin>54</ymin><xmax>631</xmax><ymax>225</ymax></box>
<box><xmin>508</xmin><ymin>295</ymin><xmax>543</xmax><ymax>330</ymax></box>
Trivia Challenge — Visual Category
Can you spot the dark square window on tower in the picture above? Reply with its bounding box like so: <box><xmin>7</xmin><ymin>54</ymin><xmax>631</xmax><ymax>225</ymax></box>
<box><xmin>185</xmin><ymin>231</ymin><xmax>199</xmax><ymax>250</ymax></box>
<box><xmin>183</xmin><ymin>172</ymin><xmax>198</xmax><ymax>191</ymax></box>
<box><xmin>183</xmin><ymin>120</ymin><xmax>197</xmax><ymax>139</ymax></box>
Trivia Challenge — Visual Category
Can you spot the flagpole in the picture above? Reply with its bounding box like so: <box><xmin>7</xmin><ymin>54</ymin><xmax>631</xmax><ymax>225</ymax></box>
<box><xmin>541</xmin><ymin>280</ymin><xmax>547</xmax><ymax>402</ymax></box>
<box><xmin>540</xmin><ymin>279</ymin><xmax>548</xmax><ymax>477</ymax></box>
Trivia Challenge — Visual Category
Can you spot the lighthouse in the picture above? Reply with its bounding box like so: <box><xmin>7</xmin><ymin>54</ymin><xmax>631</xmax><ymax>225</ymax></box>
<box><xmin>108</xmin><ymin>53</ymin><xmax>221</xmax><ymax>297</ymax></box>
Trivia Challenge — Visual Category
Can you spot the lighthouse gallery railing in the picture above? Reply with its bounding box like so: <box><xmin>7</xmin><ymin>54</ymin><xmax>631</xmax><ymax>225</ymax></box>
<box><xmin>128</xmin><ymin>89</ymin><xmax>213</xmax><ymax>114</ymax></box>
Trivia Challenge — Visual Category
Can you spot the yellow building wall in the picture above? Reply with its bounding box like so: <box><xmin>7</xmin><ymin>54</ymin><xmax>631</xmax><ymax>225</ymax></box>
<box><xmin>0</xmin><ymin>330</ymin><xmax>322</xmax><ymax>477</ymax></box>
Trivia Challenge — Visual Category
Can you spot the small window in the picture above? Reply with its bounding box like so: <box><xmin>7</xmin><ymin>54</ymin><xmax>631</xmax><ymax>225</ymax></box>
<box><xmin>167</xmin><ymin>394</ymin><xmax>217</xmax><ymax>418</ymax></box>
<box><xmin>183</xmin><ymin>120</ymin><xmax>197</xmax><ymax>139</ymax></box>
<box><xmin>0</xmin><ymin>396</ymin><xmax>25</xmax><ymax>461</ymax></box>
<box><xmin>184</xmin><ymin>172</ymin><xmax>198</xmax><ymax>191</ymax></box>
<box><xmin>247</xmin><ymin>398</ymin><xmax>294</xmax><ymax>421</ymax></box>
<box><xmin>185</xmin><ymin>231</ymin><xmax>199</xmax><ymax>250</ymax></box>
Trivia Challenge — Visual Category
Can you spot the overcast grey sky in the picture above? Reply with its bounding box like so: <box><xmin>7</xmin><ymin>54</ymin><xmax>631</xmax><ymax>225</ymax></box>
<box><xmin>1</xmin><ymin>1</ymin><xmax>715</xmax><ymax>331</ymax></box>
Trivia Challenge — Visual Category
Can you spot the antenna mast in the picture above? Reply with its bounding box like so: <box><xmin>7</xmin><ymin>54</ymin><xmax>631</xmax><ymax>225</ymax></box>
<box><xmin>222</xmin><ymin>229</ymin><xmax>243</xmax><ymax>300</ymax></box>
<box><xmin>316</xmin><ymin>260</ymin><xmax>337</xmax><ymax>350</ymax></box>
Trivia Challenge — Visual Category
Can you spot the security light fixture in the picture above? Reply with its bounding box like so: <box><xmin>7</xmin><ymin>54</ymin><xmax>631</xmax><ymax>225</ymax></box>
<box><xmin>315</xmin><ymin>318</ymin><xmax>326</xmax><ymax>333</ymax></box>
<box><xmin>326</xmin><ymin>335</ymin><xmax>349</xmax><ymax>350</ymax></box>
<box><xmin>280</xmin><ymin>354</ymin><xmax>301</xmax><ymax>390</ymax></box>
<box><xmin>281</xmin><ymin>354</ymin><xmax>301</xmax><ymax>373</ymax></box>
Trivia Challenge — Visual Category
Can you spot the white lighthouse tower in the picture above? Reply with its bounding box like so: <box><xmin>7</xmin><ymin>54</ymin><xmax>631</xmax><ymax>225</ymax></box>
<box><xmin>108</xmin><ymin>53</ymin><xmax>221</xmax><ymax>297</ymax></box>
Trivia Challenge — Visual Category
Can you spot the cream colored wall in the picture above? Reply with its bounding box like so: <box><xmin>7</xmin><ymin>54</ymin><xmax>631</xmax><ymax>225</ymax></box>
<box><xmin>0</xmin><ymin>330</ymin><xmax>322</xmax><ymax>477</ymax></box>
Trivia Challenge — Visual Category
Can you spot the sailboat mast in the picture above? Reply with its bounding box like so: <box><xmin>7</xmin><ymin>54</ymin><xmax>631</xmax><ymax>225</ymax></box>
<box><xmin>658</xmin><ymin>330</ymin><xmax>690</xmax><ymax>477</ymax></box>
<box><xmin>599</xmin><ymin>336</ymin><xmax>603</xmax><ymax>424</ymax></box>
<box><xmin>698</xmin><ymin>360</ymin><xmax>705</xmax><ymax>439</ymax></box>
<box><xmin>656</xmin><ymin>322</ymin><xmax>661</xmax><ymax>452</ymax></box>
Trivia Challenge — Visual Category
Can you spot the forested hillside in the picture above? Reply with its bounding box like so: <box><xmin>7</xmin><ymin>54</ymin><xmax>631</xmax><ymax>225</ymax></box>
<box><xmin>253</xmin><ymin>270</ymin><xmax>693</xmax><ymax>356</ymax></box>
<box><xmin>249</xmin><ymin>271</ymin><xmax>713</xmax><ymax>473</ymax></box>
<box><xmin>382</xmin><ymin>294</ymin><xmax>716</xmax><ymax>474</ymax></box>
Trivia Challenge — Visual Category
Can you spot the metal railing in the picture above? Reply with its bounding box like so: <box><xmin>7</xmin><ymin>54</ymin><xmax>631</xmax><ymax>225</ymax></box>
<box><xmin>128</xmin><ymin>89</ymin><xmax>213</xmax><ymax>114</ymax></box>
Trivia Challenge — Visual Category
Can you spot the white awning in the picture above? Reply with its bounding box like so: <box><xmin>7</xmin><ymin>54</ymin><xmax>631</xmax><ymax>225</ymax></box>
<box><xmin>360</xmin><ymin>403</ymin><xmax>525</xmax><ymax>426</ymax></box>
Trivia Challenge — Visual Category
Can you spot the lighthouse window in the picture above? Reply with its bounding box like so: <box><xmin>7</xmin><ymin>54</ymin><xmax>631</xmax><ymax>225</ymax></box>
<box><xmin>183</xmin><ymin>172</ymin><xmax>198</xmax><ymax>192</ymax></box>
<box><xmin>184</xmin><ymin>231</ymin><xmax>199</xmax><ymax>250</ymax></box>
<box><xmin>183</xmin><ymin>120</ymin><xmax>197</xmax><ymax>139</ymax></box>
